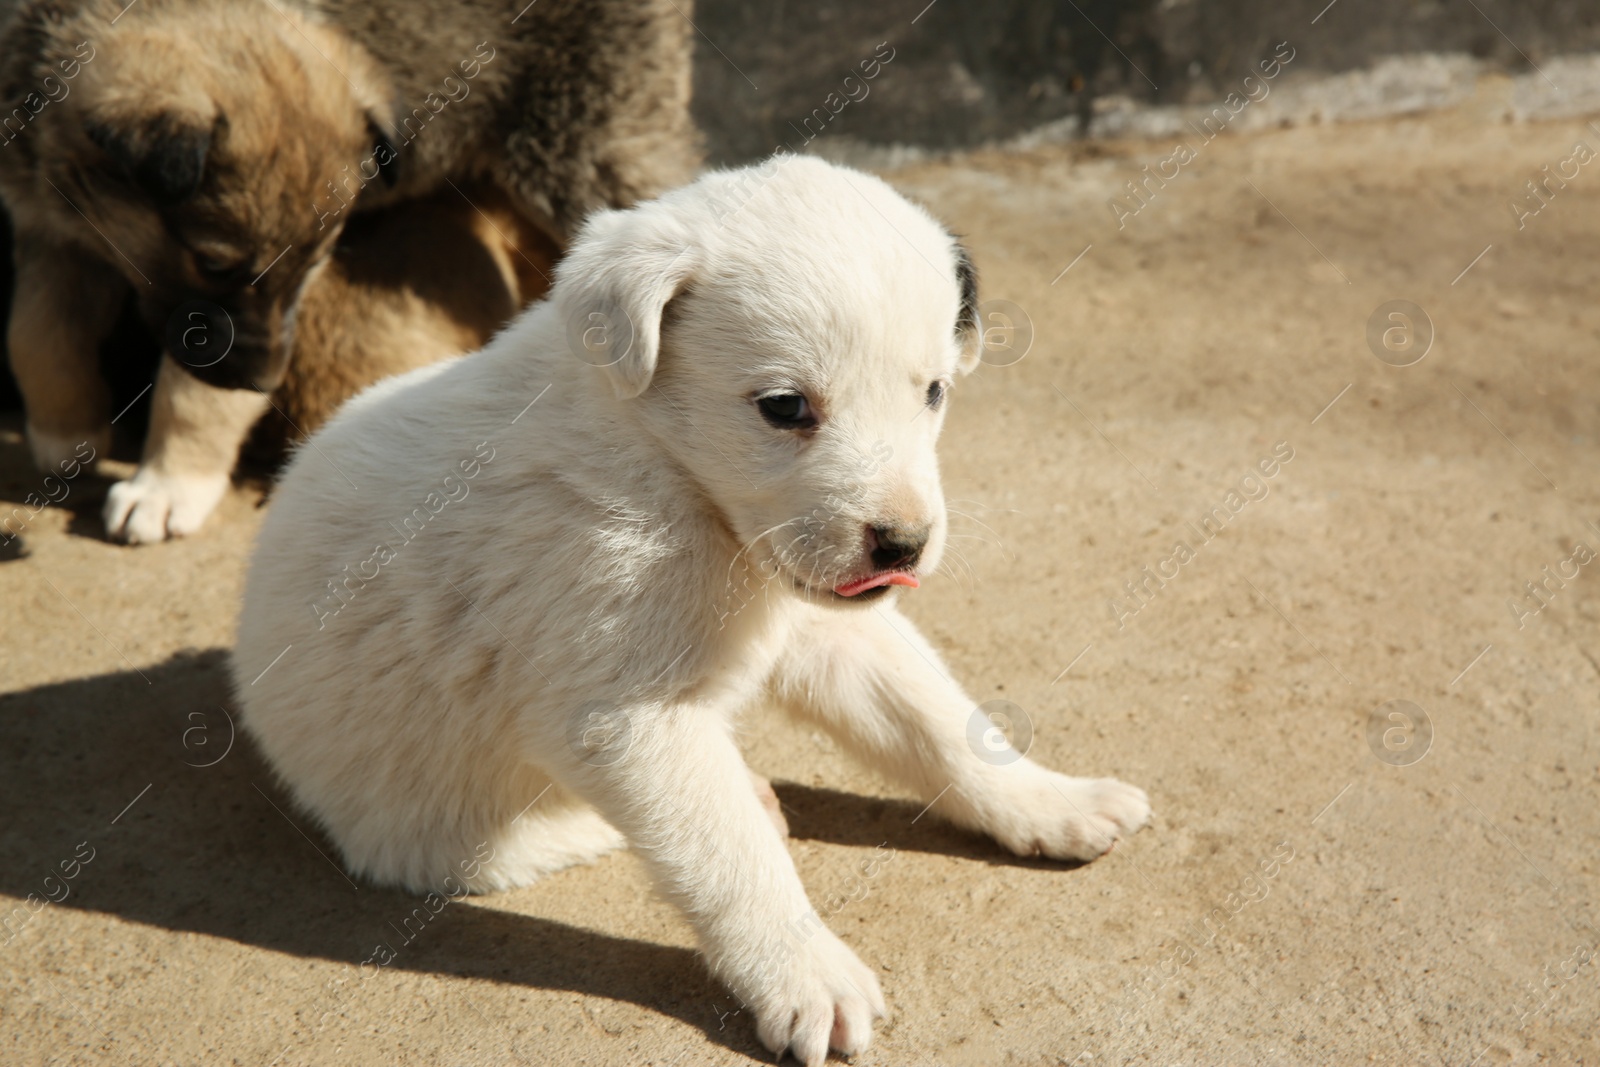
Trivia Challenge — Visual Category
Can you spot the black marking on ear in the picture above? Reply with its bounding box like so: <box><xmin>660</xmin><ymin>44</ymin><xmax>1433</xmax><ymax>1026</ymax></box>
<box><xmin>88</xmin><ymin>113</ymin><xmax>216</xmax><ymax>206</ymax></box>
<box><xmin>367</xmin><ymin>116</ymin><xmax>400</xmax><ymax>188</ymax></box>
<box><xmin>952</xmin><ymin>237</ymin><xmax>979</xmax><ymax>341</ymax></box>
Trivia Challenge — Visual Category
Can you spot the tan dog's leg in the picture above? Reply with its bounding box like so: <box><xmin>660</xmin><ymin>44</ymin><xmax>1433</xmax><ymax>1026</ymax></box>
<box><xmin>103</xmin><ymin>356</ymin><xmax>269</xmax><ymax>543</ymax></box>
<box><xmin>6</xmin><ymin>235</ymin><xmax>126</xmax><ymax>469</ymax></box>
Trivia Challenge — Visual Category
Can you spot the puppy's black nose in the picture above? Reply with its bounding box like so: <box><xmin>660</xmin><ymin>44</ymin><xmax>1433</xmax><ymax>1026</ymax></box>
<box><xmin>868</xmin><ymin>523</ymin><xmax>930</xmax><ymax>571</ymax></box>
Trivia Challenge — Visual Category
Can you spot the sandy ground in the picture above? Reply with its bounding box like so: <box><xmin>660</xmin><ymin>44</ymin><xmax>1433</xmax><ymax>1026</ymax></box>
<box><xmin>3</xmin><ymin>90</ymin><xmax>1599</xmax><ymax>1065</ymax></box>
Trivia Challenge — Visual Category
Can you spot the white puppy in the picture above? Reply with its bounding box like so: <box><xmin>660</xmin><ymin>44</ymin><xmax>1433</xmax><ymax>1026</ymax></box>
<box><xmin>232</xmin><ymin>156</ymin><xmax>1150</xmax><ymax>1064</ymax></box>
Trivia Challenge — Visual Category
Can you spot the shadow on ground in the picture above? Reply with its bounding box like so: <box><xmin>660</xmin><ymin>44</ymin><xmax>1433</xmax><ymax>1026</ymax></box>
<box><xmin>771</xmin><ymin>781</ymin><xmax>1095</xmax><ymax>869</ymax></box>
<box><xmin>1</xmin><ymin>650</ymin><xmax>1058</xmax><ymax>1057</ymax></box>
<box><xmin>0</xmin><ymin>414</ymin><xmax>117</xmax><ymax>556</ymax></box>
<box><xmin>0</xmin><ymin>651</ymin><xmax>754</xmax><ymax>1053</ymax></box>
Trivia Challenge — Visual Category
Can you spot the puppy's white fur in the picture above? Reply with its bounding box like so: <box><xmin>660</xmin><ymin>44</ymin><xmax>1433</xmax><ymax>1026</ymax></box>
<box><xmin>233</xmin><ymin>157</ymin><xmax>1150</xmax><ymax>1065</ymax></box>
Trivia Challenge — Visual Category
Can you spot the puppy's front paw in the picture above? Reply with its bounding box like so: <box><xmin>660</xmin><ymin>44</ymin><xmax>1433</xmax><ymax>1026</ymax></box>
<box><xmin>736</xmin><ymin>928</ymin><xmax>885</xmax><ymax>1067</ymax></box>
<box><xmin>987</xmin><ymin>772</ymin><xmax>1151</xmax><ymax>862</ymax></box>
<box><xmin>104</xmin><ymin>468</ymin><xmax>229</xmax><ymax>543</ymax></box>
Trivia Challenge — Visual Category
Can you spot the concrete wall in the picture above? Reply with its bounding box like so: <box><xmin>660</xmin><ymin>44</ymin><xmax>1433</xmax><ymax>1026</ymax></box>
<box><xmin>4</xmin><ymin>1</ymin><xmax>1598</xmax><ymax>411</ymax></box>
<box><xmin>690</xmin><ymin>0</ymin><xmax>1600</xmax><ymax>163</ymax></box>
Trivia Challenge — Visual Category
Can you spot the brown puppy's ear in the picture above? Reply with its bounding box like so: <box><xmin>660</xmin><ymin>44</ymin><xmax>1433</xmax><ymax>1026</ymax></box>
<box><xmin>86</xmin><ymin>111</ymin><xmax>221</xmax><ymax>206</ymax></box>
<box><xmin>952</xmin><ymin>239</ymin><xmax>981</xmax><ymax>373</ymax></box>
<box><xmin>366</xmin><ymin>116</ymin><xmax>400</xmax><ymax>188</ymax></box>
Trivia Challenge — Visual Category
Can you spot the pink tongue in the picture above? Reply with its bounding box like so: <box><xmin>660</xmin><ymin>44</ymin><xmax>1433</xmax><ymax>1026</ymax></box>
<box><xmin>834</xmin><ymin>572</ymin><xmax>920</xmax><ymax>597</ymax></box>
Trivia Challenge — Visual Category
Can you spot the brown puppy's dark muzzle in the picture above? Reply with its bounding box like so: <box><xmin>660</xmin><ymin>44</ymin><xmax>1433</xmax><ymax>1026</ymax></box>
<box><xmin>163</xmin><ymin>296</ymin><xmax>292</xmax><ymax>392</ymax></box>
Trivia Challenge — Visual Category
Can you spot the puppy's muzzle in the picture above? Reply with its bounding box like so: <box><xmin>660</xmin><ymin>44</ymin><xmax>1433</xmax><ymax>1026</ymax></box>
<box><xmin>163</xmin><ymin>297</ymin><xmax>292</xmax><ymax>392</ymax></box>
<box><xmin>867</xmin><ymin>522</ymin><xmax>930</xmax><ymax>572</ymax></box>
<box><xmin>830</xmin><ymin>523</ymin><xmax>931</xmax><ymax>599</ymax></box>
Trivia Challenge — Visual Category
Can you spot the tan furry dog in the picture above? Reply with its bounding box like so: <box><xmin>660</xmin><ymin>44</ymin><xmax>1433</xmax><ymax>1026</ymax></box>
<box><xmin>0</xmin><ymin>0</ymin><xmax>695</xmax><ymax>542</ymax></box>
<box><xmin>38</xmin><ymin>185</ymin><xmax>557</xmax><ymax>510</ymax></box>
<box><xmin>255</xmin><ymin>185</ymin><xmax>559</xmax><ymax>456</ymax></box>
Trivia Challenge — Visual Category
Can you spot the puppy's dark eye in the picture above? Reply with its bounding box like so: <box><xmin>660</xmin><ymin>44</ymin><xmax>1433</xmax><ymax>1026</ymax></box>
<box><xmin>926</xmin><ymin>380</ymin><xmax>949</xmax><ymax>409</ymax></box>
<box><xmin>756</xmin><ymin>392</ymin><xmax>816</xmax><ymax>430</ymax></box>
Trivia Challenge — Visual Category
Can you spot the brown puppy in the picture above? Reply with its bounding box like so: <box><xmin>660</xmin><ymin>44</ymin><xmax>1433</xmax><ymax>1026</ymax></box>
<box><xmin>315</xmin><ymin>0</ymin><xmax>700</xmax><ymax>241</ymax></box>
<box><xmin>256</xmin><ymin>184</ymin><xmax>558</xmax><ymax>457</ymax></box>
<box><xmin>96</xmin><ymin>184</ymin><xmax>554</xmax><ymax>507</ymax></box>
<box><xmin>1</xmin><ymin>0</ymin><xmax>396</xmax><ymax>540</ymax></box>
<box><xmin>0</xmin><ymin>0</ymin><xmax>695</xmax><ymax>542</ymax></box>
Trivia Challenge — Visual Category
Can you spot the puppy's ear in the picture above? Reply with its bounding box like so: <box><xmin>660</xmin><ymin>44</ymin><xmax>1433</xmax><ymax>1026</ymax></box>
<box><xmin>86</xmin><ymin>110</ymin><xmax>221</xmax><ymax>207</ymax></box>
<box><xmin>953</xmin><ymin>239</ymin><xmax>982</xmax><ymax>373</ymax></box>
<box><xmin>557</xmin><ymin>208</ymin><xmax>697</xmax><ymax>400</ymax></box>
<box><xmin>366</xmin><ymin>115</ymin><xmax>400</xmax><ymax>187</ymax></box>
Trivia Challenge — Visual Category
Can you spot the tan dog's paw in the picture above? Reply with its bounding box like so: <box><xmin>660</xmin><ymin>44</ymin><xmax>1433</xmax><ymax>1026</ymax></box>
<box><xmin>104</xmin><ymin>469</ymin><xmax>229</xmax><ymax>543</ymax></box>
<box><xmin>988</xmin><ymin>773</ymin><xmax>1151</xmax><ymax>862</ymax></box>
<box><xmin>741</xmin><ymin>929</ymin><xmax>885</xmax><ymax>1067</ymax></box>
